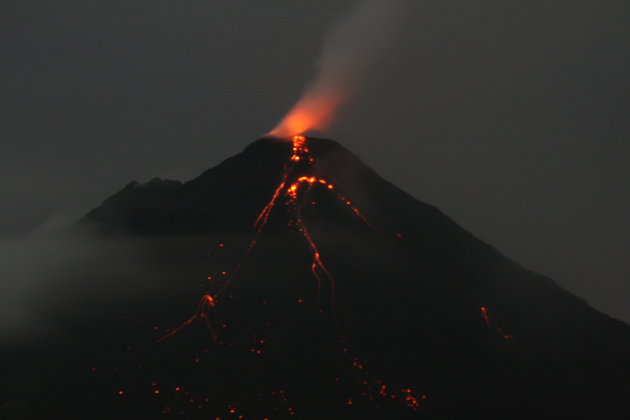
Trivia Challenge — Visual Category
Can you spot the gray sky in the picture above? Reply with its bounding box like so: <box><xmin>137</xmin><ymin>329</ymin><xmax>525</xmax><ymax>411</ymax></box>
<box><xmin>1</xmin><ymin>0</ymin><xmax>629</xmax><ymax>322</ymax></box>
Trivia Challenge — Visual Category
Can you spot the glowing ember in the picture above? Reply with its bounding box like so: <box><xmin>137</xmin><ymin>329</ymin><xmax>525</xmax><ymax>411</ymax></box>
<box><xmin>290</xmin><ymin>135</ymin><xmax>309</xmax><ymax>161</ymax></box>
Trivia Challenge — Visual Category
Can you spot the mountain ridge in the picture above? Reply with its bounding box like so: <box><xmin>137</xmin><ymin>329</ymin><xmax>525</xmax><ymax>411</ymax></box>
<box><xmin>7</xmin><ymin>135</ymin><xmax>627</xmax><ymax>419</ymax></box>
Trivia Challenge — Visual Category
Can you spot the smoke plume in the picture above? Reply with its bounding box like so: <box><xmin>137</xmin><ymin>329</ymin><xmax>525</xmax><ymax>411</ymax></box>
<box><xmin>270</xmin><ymin>0</ymin><xmax>411</xmax><ymax>137</ymax></box>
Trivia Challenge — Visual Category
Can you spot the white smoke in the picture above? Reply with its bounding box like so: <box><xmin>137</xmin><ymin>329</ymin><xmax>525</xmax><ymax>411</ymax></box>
<box><xmin>271</xmin><ymin>0</ymin><xmax>412</xmax><ymax>137</ymax></box>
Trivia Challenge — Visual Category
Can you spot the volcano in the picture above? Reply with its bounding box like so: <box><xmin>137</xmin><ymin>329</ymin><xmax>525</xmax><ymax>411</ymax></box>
<box><xmin>3</xmin><ymin>137</ymin><xmax>630</xmax><ymax>419</ymax></box>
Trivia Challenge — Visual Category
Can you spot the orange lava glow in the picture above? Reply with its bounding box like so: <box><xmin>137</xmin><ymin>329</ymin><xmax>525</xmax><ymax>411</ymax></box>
<box><xmin>254</xmin><ymin>180</ymin><xmax>286</xmax><ymax>230</ymax></box>
<box><xmin>241</xmin><ymin>135</ymin><xmax>382</xmax><ymax>309</ymax></box>
<box><xmin>402</xmin><ymin>388</ymin><xmax>421</xmax><ymax>411</ymax></box>
<box><xmin>160</xmin><ymin>135</ymin><xmax>386</xmax><ymax>342</ymax></box>
<box><xmin>147</xmin><ymin>134</ymin><xmax>525</xmax><ymax>416</ymax></box>
<box><xmin>156</xmin><ymin>294</ymin><xmax>218</xmax><ymax>343</ymax></box>
<box><xmin>269</xmin><ymin>92</ymin><xmax>344</xmax><ymax>138</ymax></box>
<box><xmin>155</xmin><ymin>135</ymin><xmax>435</xmax><ymax>415</ymax></box>
<box><xmin>479</xmin><ymin>306</ymin><xmax>516</xmax><ymax>347</ymax></box>
<box><xmin>290</xmin><ymin>135</ymin><xmax>309</xmax><ymax>161</ymax></box>
<box><xmin>480</xmin><ymin>306</ymin><xmax>491</xmax><ymax>326</ymax></box>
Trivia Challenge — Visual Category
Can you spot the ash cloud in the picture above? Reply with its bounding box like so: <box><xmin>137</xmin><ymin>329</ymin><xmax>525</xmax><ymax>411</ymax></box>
<box><xmin>271</xmin><ymin>0</ymin><xmax>412</xmax><ymax>137</ymax></box>
<box><xmin>0</xmin><ymin>222</ymin><xmax>253</xmax><ymax>345</ymax></box>
<box><xmin>0</xmin><ymin>231</ymin><xmax>148</xmax><ymax>340</ymax></box>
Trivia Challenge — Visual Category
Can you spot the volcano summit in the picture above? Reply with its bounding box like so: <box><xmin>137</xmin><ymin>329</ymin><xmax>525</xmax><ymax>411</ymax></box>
<box><xmin>3</xmin><ymin>137</ymin><xmax>630</xmax><ymax>419</ymax></box>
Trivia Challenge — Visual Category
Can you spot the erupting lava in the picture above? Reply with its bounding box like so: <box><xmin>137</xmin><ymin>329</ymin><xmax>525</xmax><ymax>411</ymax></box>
<box><xmin>155</xmin><ymin>135</ymin><xmax>518</xmax><ymax>416</ymax></box>
<box><xmin>157</xmin><ymin>135</ymin><xmax>428</xmax><ymax>415</ymax></box>
<box><xmin>158</xmin><ymin>135</ymin><xmax>382</xmax><ymax>342</ymax></box>
<box><xmin>156</xmin><ymin>295</ymin><xmax>218</xmax><ymax>344</ymax></box>
<box><xmin>247</xmin><ymin>135</ymin><xmax>382</xmax><ymax>309</ymax></box>
<box><xmin>480</xmin><ymin>306</ymin><xmax>516</xmax><ymax>347</ymax></box>
<box><xmin>269</xmin><ymin>91</ymin><xmax>344</xmax><ymax>138</ymax></box>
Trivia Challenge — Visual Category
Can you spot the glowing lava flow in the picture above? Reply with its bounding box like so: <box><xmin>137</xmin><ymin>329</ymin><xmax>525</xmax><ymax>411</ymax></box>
<box><xmin>158</xmin><ymin>135</ymin><xmax>380</xmax><ymax>343</ymax></box>
<box><xmin>251</xmin><ymin>136</ymin><xmax>381</xmax><ymax>308</ymax></box>
<box><xmin>211</xmin><ymin>136</ymin><xmax>311</xmax><ymax>295</ymax></box>
<box><xmin>100</xmin><ymin>134</ymin><xmax>538</xmax><ymax>418</ymax></box>
<box><xmin>480</xmin><ymin>306</ymin><xmax>516</xmax><ymax>347</ymax></box>
<box><xmin>285</xmin><ymin>176</ymin><xmax>337</xmax><ymax>306</ymax></box>
<box><xmin>153</xmin><ymin>135</ymin><xmax>431</xmax><ymax>414</ymax></box>
<box><xmin>289</xmin><ymin>135</ymin><xmax>311</xmax><ymax>162</ymax></box>
<box><xmin>156</xmin><ymin>295</ymin><xmax>218</xmax><ymax>344</ymax></box>
<box><xmin>480</xmin><ymin>306</ymin><xmax>491</xmax><ymax>326</ymax></box>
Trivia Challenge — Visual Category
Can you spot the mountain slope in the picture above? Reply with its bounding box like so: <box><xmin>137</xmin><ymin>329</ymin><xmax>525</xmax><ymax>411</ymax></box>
<box><xmin>4</xmin><ymin>136</ymin><xmax>629</xmax><ymax>419</ymax></box>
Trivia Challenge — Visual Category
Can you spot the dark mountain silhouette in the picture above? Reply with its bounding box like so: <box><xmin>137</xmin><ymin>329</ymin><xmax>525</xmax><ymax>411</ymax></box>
<box><xmin>3</xmin><ymin>137</ymin><xmax>629</xmax><ymax>419</ymax></box>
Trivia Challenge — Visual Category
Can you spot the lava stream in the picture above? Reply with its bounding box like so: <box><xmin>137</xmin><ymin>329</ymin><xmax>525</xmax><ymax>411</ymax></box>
<box><xmin>157</xmin><ymin>135</ymin><xmax>383</xmax><ymax>343</ymax></box>
<box><xmin>480</xmin><ymin>306</ymin><xmax>516</xmax><ymax>347</ymax></box>
<box><xmin>152</xmin><ymin>135</ymin><xmax>440</xmax><ymax>414</ymax></box>
<box><xmin>157</xmin><ymin>295</ymin><xmax>218</xmax><ymax>344</ymax></box>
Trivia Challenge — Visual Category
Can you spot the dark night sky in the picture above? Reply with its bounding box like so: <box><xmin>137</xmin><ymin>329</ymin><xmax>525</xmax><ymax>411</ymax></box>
<box><xmin>1</xmin><ymin>1</ymin><xmax>629</xmax><ymax>322</ymax></box>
